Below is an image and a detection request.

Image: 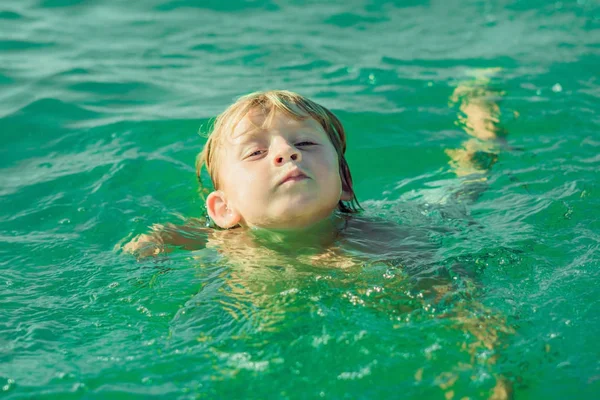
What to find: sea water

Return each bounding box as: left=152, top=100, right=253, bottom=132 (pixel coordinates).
left=1, top=0, right=599, bottom=398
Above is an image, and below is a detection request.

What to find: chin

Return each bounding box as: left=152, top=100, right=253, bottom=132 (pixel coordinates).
left=254, top=193, right=337, bottom=228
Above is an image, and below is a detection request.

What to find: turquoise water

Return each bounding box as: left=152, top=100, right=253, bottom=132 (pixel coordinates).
left=2, top=0, right=599, bottom=398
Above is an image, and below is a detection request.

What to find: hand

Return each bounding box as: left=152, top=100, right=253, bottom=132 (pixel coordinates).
left=123, top=232, right=164, bottom=258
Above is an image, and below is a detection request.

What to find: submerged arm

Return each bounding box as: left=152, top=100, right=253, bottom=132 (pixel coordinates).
left=123, top=219, right=209, bottom=258
left=446, top=68, right=507, bottom=179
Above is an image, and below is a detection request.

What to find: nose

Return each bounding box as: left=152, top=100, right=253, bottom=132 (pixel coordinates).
left=273, top=140, right=301, bottom=166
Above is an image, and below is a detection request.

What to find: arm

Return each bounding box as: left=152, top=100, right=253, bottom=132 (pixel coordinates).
left=123, top=219, right=209, bottom=258
left=446, top=68, right=507, bottom=179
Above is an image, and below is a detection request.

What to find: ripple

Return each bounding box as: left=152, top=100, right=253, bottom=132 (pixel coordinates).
left=3, top=97, right=98, bottom=123
left=37, top=0, right=88, bottom=8
left=324, top=12, right=388, bottom=28
left=381, top=55, right=519, bottom=69
left=0, top=40, right=55, bottom=51
left=0, top=140, right=131, bottom=196
left=189, top=43, right=222, bottom=52
left=53, top=67, right=91, bottom=77
left=1, top=0, right=599, bottom=398
left=68, top=80, right=157, bottom=95
left=155, top=0, right=279, bottom=12
left=0, top=10, right=23, bottom=19
left=278, top=59, right=332, bottom=71
left=0, top=71, right=14, bottom=85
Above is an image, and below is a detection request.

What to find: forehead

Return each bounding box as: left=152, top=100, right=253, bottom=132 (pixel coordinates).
left=228, top=108, right=325, bottom=143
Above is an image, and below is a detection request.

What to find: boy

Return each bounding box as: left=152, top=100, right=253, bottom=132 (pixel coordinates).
left=125, top=73, right=503, bottom=260
left=197, top=90, right=359, bottom=230
left=125, top=90, right=366, bottom=258
left=124, top=80, right=513, bottom=399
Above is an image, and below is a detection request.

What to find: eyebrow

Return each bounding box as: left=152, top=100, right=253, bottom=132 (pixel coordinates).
left=232, top=127, right=267, bottom=145
left=231, top=118, right=327, bottom=147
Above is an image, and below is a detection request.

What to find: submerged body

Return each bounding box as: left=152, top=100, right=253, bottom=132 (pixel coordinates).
left=124, top=70, right=513, bottom=399
left=126, top=69, right=505, bottom=259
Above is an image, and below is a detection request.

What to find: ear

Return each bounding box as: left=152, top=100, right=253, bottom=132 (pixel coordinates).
left=206, top=191, right=241, bottom=229
left=340, top=189, right=354, bottom=202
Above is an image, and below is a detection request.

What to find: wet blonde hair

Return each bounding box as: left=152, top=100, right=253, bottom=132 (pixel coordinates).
left=196, top=90, right=360, bottom=213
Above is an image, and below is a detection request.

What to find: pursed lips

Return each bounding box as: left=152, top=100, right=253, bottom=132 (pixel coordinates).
left=278, top=168, right=309, bottom=185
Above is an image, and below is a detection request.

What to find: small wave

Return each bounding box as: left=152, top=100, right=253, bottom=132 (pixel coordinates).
left=0, top=10, right=23, bottom=19
left=324, top=12, right=388, bottom=28
left=0, top=39, right=55, bottom=51
left=53, top=67, right=91, bottom=77
left=37, top=0, right=89, bottom=8
left=155, top=0, right=279, bottom=12
left=389, top=55, right=516, bottom=68
left=278, top=60, right=332, bottom=72
left=0, top=71, right=14, bottom=85
left=68, top=80, right=156, bottom=95
left=2, top=97, right=99, bottom=126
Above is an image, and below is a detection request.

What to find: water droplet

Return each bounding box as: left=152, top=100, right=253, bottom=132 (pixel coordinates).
left=73, top=382, right=86, bottom=391
left=557, top=361, right=571, bottom=368
left=2, top=379, right=15, bottom=391
left=59, top=218, right=71, bottom=225
left=368, top=73, right=376, bottom=84
left=552, top=83, right=563, bottom=93
left=137, top=305, right=152, bottom=317
left=485, top=14, right=497, bottom=24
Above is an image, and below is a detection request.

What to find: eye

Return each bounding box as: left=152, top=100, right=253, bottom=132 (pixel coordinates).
left=296, top=141, right=317, bottom=147
left=245, top=149, right=265, bottom=159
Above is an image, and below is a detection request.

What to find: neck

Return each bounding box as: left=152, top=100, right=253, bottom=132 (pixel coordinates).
left=247, top=213, right=347, bottom=250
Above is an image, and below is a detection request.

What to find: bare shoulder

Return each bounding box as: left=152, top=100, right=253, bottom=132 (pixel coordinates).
left=341, top=214, right=437, bottom=262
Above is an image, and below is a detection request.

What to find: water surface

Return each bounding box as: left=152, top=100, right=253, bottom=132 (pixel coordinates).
left=1, top=0, right=599, bottom=398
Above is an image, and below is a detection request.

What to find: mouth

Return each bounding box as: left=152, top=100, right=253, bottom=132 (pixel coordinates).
left=278, top=168, right=309, bottom=185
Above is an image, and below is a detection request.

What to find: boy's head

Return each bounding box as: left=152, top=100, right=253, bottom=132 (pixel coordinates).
left=196, top=90, right=360, bottom=230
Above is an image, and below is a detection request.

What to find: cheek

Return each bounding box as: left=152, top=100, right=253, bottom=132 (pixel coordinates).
left=225, top=165, right=267, bottom=201
left=319, top=151, right=342, bottom=183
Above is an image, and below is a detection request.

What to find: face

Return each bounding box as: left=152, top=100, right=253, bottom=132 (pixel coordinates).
left=210, top=109, right=348, bottom=230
